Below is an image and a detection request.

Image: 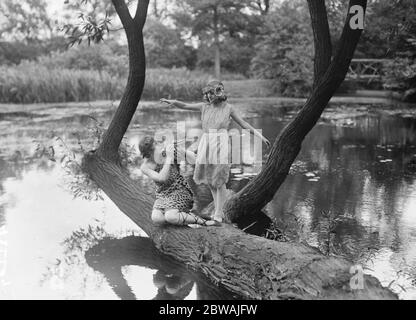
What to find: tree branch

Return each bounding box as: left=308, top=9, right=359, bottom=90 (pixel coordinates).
left=224, top=0, right=367, bottom=222
left=134, top=0, right=150, bottom=29
left=111, top=0, right=133, bottom=29
left=307, top=0, right=332, bottom=87
left=98, top=0, right=150, bottom=160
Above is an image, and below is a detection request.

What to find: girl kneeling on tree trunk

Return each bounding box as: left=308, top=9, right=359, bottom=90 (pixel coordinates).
left=139, top=136, right=219, bottom=227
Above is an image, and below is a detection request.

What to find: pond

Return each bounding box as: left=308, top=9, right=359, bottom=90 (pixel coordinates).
left=0, top=100, right=416, bottom=299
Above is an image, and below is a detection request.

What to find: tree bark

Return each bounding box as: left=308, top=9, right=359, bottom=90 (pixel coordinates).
left=223, top=0, right=366, bottom=223
left=97, top=0, right=149, bottom=162
left=307, top=0, right=332, bottom=88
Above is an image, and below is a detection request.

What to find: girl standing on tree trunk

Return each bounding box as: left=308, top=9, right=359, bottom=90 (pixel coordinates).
left=161, top=80, right=270, bottom=222
left=139, top=136, right=219, bottom=227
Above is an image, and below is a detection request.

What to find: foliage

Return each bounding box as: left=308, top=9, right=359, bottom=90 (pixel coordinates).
left=383, top=58, right=416, bottom=101
left=196, top=33, right=257, bottom=76
left=36, top=41, right=129, bottom=77
left=250, top=1, right=314, bottom=97
left=33, top=115, right=141, bottom=201
left=60, top=0, right=117, bottom=46
left=143, top=68, right=209, bottom=101
left=2, top=0, right=416, bottom=100
left=172, top=0, right=264, bottom=75
left=0, top=0, right=53, bottom=41
left=144, top=19, right=197, bottom=69
left=366, top=0, right=416, bottom=100
left=0, top=38, right=67, bottom=66
left=356, top=0, right=416, bottom=58
left=33, top=126, right=105, bottom=202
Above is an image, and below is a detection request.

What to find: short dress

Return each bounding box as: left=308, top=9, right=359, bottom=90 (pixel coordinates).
left=153, top=161, right=194, bottom=213
left=193, top=102, right=232, bottom=189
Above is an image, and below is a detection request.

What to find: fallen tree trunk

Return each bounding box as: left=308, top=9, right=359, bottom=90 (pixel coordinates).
left=83, top=153, right=397, bottom=300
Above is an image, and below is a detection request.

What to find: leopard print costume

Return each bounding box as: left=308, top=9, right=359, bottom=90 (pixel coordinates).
left=153, top=146, right=194, bottom=213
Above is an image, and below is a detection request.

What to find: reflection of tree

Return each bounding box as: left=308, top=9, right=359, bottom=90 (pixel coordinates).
left=40, top=224, right=111, bottom=298
left=256, top=111, right=416, bottom=267
left=85, top=236, right=239, bottom=300
left=43, top=224, right=238, bottom=300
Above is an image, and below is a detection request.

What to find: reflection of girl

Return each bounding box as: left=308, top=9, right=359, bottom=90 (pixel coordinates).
left=139, top=136, right=218, bottom=226
left=153, top=271, right=193, bottom=300
left=161, top=80, right=270, bottom=222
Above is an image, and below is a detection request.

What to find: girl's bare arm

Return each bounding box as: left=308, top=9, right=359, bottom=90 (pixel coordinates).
left=140, top=157, right=172, bottom=183
left=185, top=149, right=196, bottom=165
left=231, top=108, right=271, bottom=148
left=160, top=98, right=204, bottom=111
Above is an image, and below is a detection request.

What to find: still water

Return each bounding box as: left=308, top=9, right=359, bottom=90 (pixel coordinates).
left=0, top=100, right=416, bottom=299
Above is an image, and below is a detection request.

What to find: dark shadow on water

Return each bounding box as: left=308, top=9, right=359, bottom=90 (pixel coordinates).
left=85, top=236, right=241, bottom=300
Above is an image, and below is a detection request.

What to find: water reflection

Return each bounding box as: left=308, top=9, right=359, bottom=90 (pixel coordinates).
left=0, top=101, right=416, bottom=299
left=84, top=236, right=238, bottom=300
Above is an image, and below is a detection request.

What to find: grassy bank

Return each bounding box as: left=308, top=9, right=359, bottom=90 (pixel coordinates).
left=0, top=64, right=209, bottom=104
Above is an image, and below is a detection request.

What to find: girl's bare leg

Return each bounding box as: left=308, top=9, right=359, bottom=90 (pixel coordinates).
left=151, top=209, right=166, bottom=225
left=208, top=185, right=218, bottom=218
left=214, top=184, right=227, bottom=222
left=165, top=209, right=218, bottom=226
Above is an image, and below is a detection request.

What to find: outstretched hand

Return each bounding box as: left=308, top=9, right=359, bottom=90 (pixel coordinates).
left=160, top=98, right=174, bottom=106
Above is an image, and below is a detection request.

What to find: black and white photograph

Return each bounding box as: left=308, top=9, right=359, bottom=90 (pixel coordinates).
left=0, top=0, right=415, bottom=304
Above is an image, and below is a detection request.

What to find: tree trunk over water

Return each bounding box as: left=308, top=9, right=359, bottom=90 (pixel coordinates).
left=83, top=153, right=397, bottom=300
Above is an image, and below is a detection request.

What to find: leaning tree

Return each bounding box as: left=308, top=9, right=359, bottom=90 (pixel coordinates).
left=76, top=0, right=397, bottom=299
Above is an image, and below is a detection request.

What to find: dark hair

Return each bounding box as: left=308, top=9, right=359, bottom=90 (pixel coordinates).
left=138, top=136, right=155, bottom=159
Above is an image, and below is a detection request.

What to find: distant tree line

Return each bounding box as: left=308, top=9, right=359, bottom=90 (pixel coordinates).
left=0, top=0, right=415, bottom=100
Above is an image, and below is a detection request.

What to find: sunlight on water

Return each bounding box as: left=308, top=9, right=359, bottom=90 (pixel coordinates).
left=121, top=266, right=158, bottom=300
left=0, top=164, right=149, bottom=299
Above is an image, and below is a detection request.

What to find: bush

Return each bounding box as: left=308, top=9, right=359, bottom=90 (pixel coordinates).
left=383, top=58, right=416, bottom=93
left=35, top=42, right=129, bottom=78
left=143, top=68, right=209, bottom=101
left=250, top=1, right=314, bottom=98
